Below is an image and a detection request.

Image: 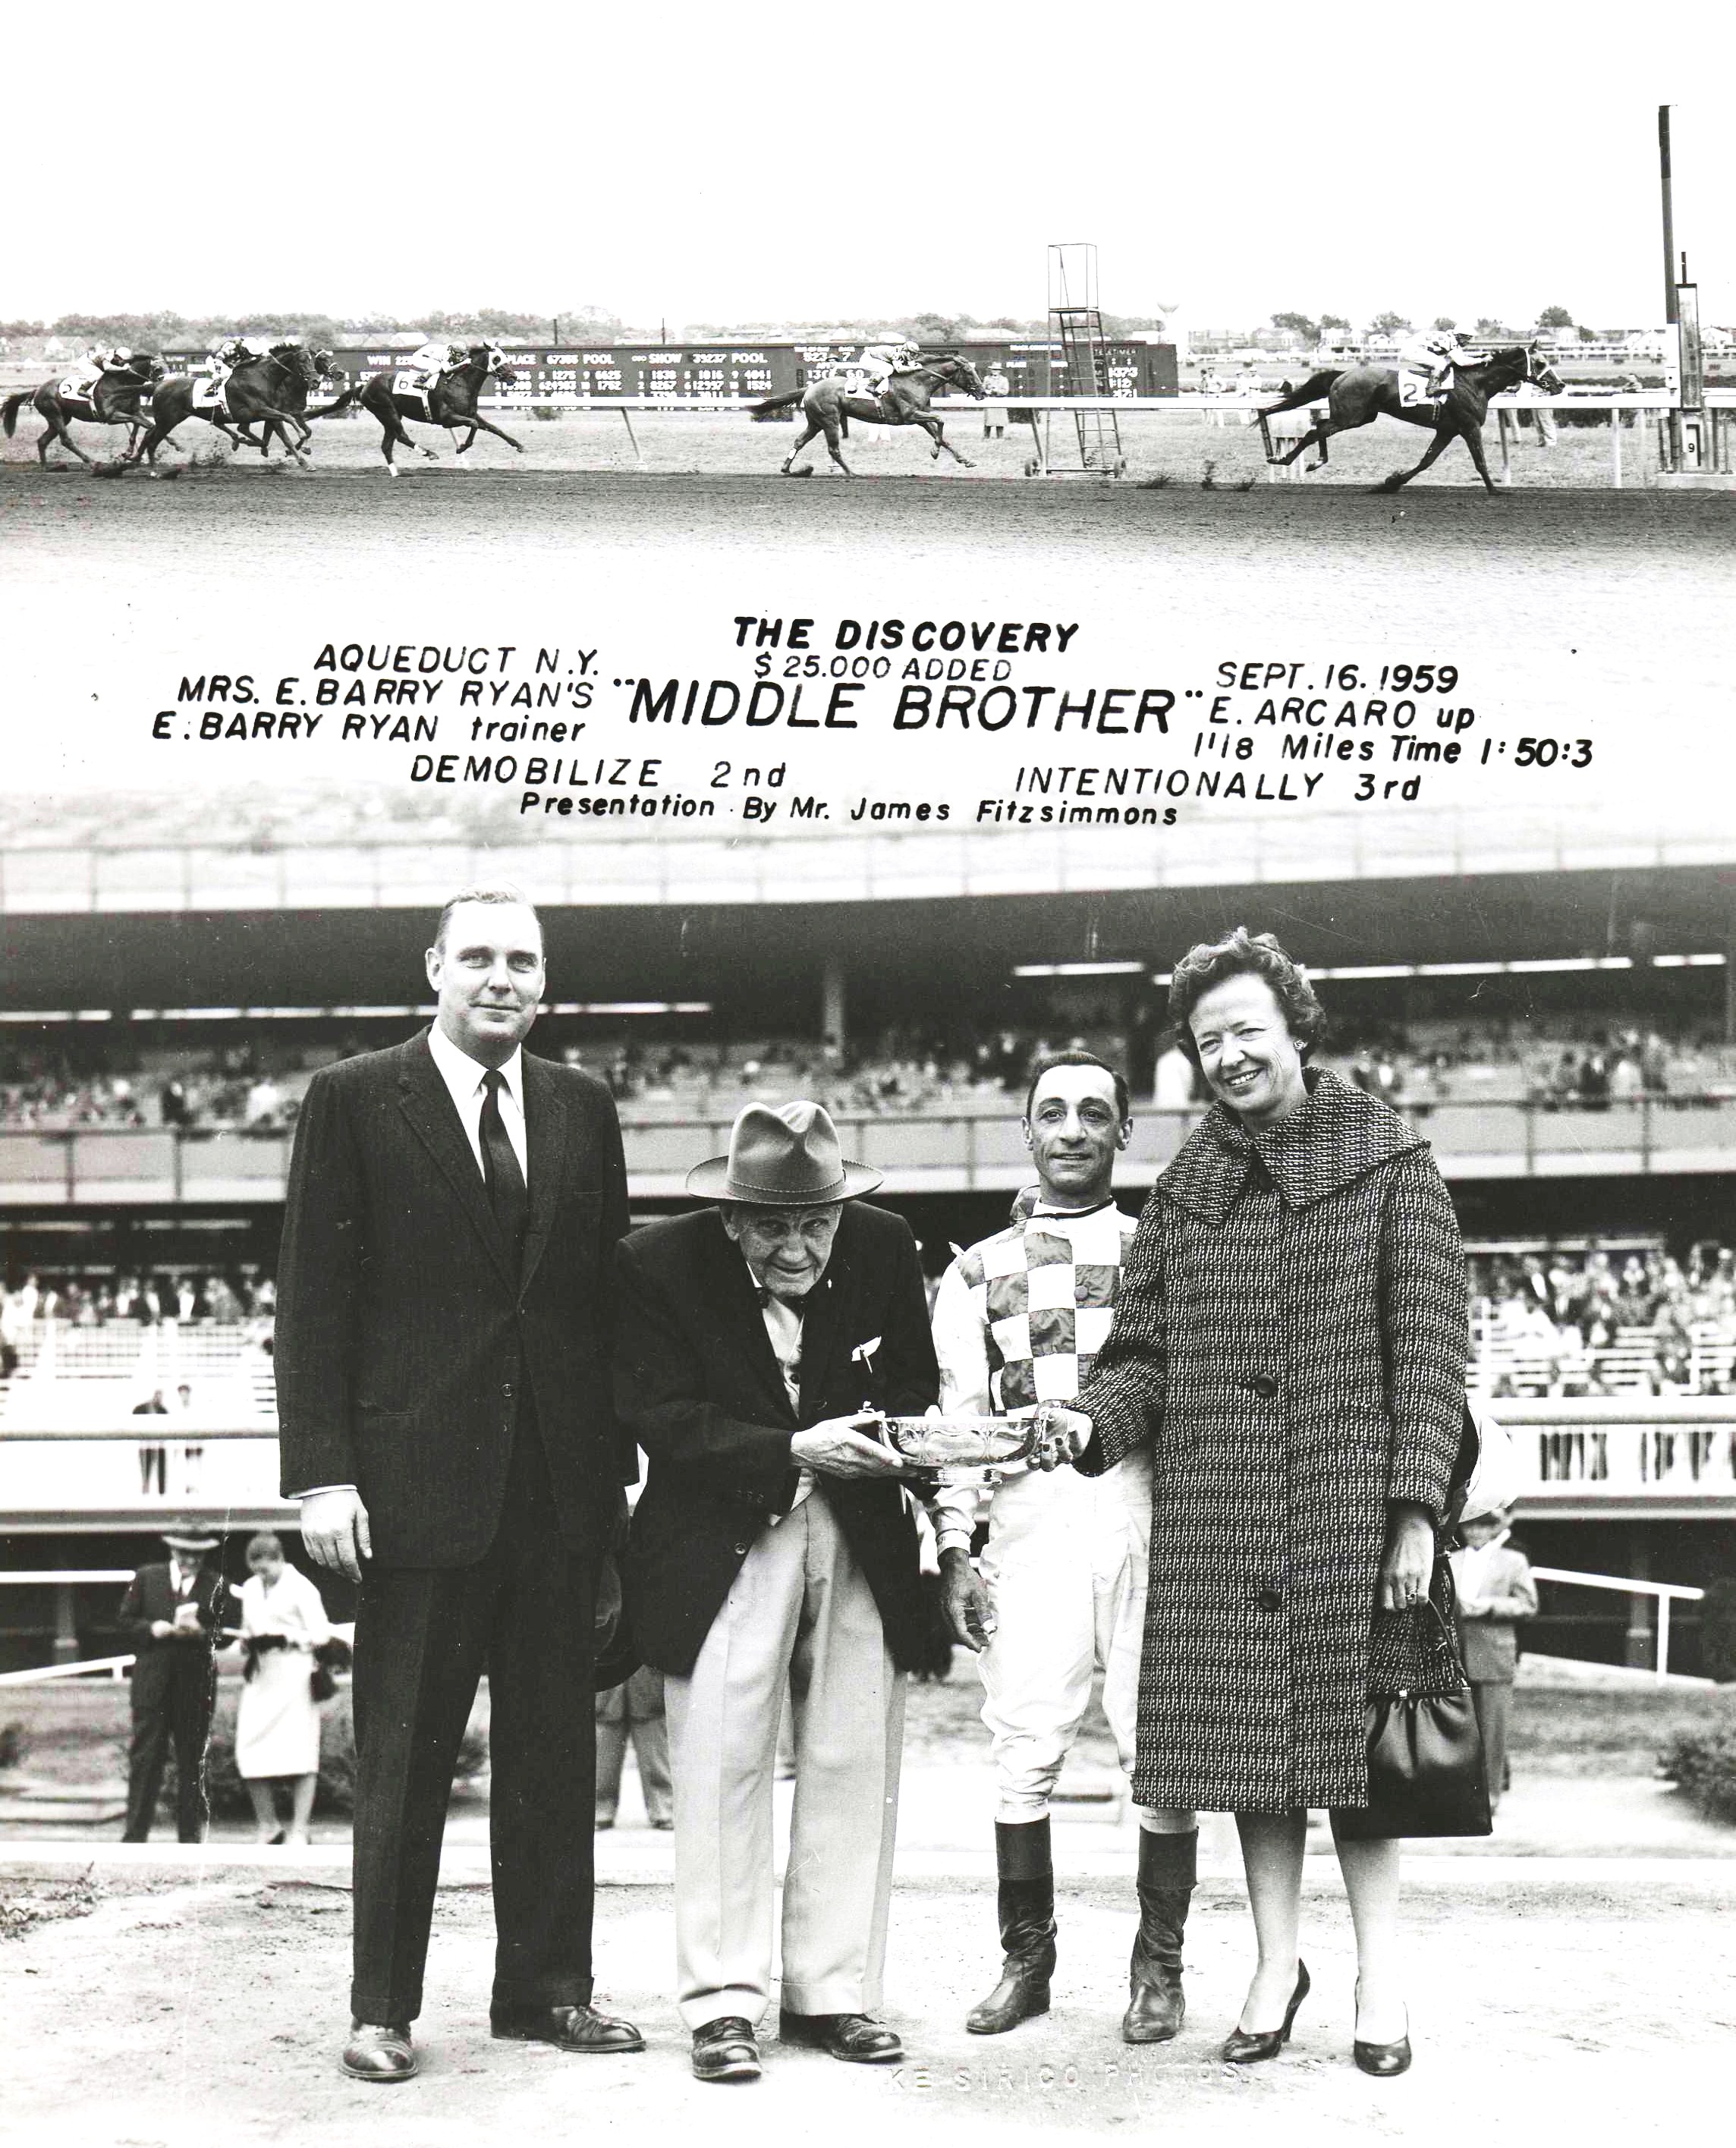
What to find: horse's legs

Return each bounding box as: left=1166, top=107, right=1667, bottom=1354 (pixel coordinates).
left=822, top=412, right=854, bottom=476
left=1277, top=419, right=1344, bottom=472
left=46, top=410, right=93, bottom=467
left=1458, top=420, right=1503, bottom=493
left=1377, top=425, right=1458, bottom=493
left=919, top=415, right=973, bottom=468
left=234, top=404, right=307, bottom=467
left=453, top=425, right=479, bottom=454
left=448, top=410, right=522, bottom=456
left=781, top=418, right=822, bottom=474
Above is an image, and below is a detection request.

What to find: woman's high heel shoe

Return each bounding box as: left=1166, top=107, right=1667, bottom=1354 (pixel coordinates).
left=1220, top=1959, right=1310, bottom=2064
left=1353, top=1985, right=1411, bottom=2077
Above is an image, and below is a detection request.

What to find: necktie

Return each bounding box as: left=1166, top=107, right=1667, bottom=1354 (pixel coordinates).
left=480, top=1069, right=529, bottom=1261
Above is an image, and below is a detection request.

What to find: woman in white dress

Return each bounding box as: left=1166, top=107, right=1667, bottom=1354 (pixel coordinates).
left=234, top=1532, right=332, bottom=1845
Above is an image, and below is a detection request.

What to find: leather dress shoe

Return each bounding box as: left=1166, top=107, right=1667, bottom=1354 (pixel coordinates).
left=692, top=2016, right=762, bottom=2082
left=489, top=2001, right=645, bottom=2053
left=778, top=2010, right=903, bottom=2063
left=1219, top=1959, right=1310, bottom=2065
left=341, top=2019, right=417, bottom=2082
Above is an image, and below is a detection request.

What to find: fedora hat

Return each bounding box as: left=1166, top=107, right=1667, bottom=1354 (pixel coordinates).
left=686, top=1100, right=882, bottom=1206
left=161, top=1520, right=220, bottom=1552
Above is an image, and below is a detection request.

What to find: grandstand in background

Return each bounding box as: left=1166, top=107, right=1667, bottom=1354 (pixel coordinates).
left=2, top=791, right=1734, bottom=1677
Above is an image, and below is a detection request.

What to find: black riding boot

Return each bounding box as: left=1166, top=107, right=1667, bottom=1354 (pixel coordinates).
left=1122, top=1826, right=1197, bottom=2043
left=966, top=1819, right=1056, bottom=2035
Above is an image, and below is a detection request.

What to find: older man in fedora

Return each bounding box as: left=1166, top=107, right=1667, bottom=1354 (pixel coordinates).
left=615, top=1101, right=940, bottom=2083
left=118, top=1521, right=230, bottom=1842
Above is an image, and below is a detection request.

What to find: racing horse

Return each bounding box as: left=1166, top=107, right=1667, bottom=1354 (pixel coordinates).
left=748, top=354, right=986, bottom=476
left=355, top=344, right=524, bottom=473
left=230, top=348, right=354, bottom=457
left=127, top=344, right=325, bottom=467
left=2, top=354, right=164, bottom=466
left=1255, top=345, right=1564, bottom=492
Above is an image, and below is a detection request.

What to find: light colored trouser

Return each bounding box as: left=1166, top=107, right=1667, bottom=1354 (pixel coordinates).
left=977, top=1450, right=1184, bottom=1829
left=595, top=1664, right=673, bottom=1824
left=1470, top=1679, right=1514, bottom=1806
left=664, top=1485, right=904, bottom=2031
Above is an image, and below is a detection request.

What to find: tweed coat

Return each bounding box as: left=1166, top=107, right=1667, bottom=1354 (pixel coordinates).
left=1077, top=1068, right=1467, bottom=1813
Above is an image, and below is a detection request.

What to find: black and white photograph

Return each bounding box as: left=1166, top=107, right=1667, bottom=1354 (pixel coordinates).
left=2, top=9, right=1734, bottom=2144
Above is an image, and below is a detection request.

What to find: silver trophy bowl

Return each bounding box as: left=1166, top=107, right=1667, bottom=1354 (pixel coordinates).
left=874, top=1414, right=1036, bottom=1486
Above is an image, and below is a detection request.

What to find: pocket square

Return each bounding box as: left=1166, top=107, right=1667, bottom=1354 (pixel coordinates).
left=851, top=1338, right=882, bottom=1363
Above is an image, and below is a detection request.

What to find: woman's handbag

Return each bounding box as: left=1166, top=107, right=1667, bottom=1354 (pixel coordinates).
left=1337, top=1583, right=1492, bottom=1841
left=309, top=1634, right=349, bottom=1703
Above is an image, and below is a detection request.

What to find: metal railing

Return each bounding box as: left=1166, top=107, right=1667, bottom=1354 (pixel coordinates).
left=1526, top=1568, right=1705, bottom=1681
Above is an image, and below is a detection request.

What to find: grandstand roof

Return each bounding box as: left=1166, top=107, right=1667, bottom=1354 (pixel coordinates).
left=2, top=861, right=1731, bottom=1017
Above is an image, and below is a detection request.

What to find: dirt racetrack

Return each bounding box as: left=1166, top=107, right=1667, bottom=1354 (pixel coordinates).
left=6, top=460, right=1731, bottom=660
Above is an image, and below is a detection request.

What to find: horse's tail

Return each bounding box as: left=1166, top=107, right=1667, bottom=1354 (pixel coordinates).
left=746, top=389, right=805, bottom=417
left=309, top=383, right=359, bottom=419
left=1255, top=370, right=1342, bottom=417
left=2, top=391, right=30, bottom=439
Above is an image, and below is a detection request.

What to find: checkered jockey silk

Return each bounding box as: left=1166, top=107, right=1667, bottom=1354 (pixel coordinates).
left=951, top=1205, right=1138, bottom=1411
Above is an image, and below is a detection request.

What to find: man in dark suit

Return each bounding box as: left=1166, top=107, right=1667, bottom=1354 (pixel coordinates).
left=615, top=1101, right=939, bottom=2084
left=275, top=885, right=643, bottom=2083
left=118, top=1521, right=229, bottom=1843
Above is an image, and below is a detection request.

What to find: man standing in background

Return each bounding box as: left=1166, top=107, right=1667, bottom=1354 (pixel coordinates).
left=931, top=1052, right=1197, bottom=2043
left=118, top=1522, right=228, bottom=1843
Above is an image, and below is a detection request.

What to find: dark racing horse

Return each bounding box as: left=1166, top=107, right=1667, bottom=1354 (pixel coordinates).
left=230, top=348, right=353, bottom=457
left=2, top=354, right=164, bottom=466
left=749, top=354, right=986, bottom=475
left=129, top=344, right=325, bottom=467
left=355, top=344, right=523, bottom=473
left=1256, top=345, right=1564, bottom=492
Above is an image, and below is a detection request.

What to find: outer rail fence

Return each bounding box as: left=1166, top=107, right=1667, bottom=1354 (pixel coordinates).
left=1, top=1409, right=1729, bottom=1669
left=437, top=386, right=1732, bottom=486
left=8, top=1093, right=1736, bottom=1203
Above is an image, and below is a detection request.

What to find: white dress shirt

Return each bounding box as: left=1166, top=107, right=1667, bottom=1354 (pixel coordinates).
left=294, top=1029, right=529, bottom=1502
left=748, top=1256, right=813, bottom=1520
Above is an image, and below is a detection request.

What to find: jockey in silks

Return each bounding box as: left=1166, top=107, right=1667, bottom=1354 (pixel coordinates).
left=405, top=338, right=467, bottom=394
left=74, top=347, right=135, bottom=402
left=209, top=335, right=274, bottom=407
left=856, top=335, right=923, bottom=417
left=1396, top=326, right=1479, bottom=410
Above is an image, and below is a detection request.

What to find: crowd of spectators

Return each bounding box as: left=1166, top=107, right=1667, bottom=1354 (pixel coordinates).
left=0, top=1267, right=276, bottom=1351
left=2, top=1013, right=1734, bottom=1137
left=587, top=1024, right=1097, bottom=1115
left=0, top=1043, right=307, bottom=1133
left=1470, top=1239, right=1736, bottom=1397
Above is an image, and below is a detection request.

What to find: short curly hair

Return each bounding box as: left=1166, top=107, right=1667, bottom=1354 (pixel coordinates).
left=1165, top=927, right=1328, bottom=1070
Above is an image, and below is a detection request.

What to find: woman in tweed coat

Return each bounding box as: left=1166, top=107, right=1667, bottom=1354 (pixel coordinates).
left=1042, top=929, right=1467, bottom=2078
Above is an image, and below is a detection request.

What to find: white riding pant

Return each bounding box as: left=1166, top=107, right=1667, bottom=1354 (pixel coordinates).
left=974, top=1449, right=1183, bottom=1827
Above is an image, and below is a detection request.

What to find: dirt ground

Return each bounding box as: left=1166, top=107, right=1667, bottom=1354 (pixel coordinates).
left=1, top=1857, right=1730, bottom=2148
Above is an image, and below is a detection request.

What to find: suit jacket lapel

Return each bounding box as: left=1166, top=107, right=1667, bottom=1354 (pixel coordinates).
left=520, top=1055, right=567, bottom=1297
left=395, top=1033, right=514, bottom=1287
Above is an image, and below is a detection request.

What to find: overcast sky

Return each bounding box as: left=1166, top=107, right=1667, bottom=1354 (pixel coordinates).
left=14, top=6, right=1733, bottom=333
